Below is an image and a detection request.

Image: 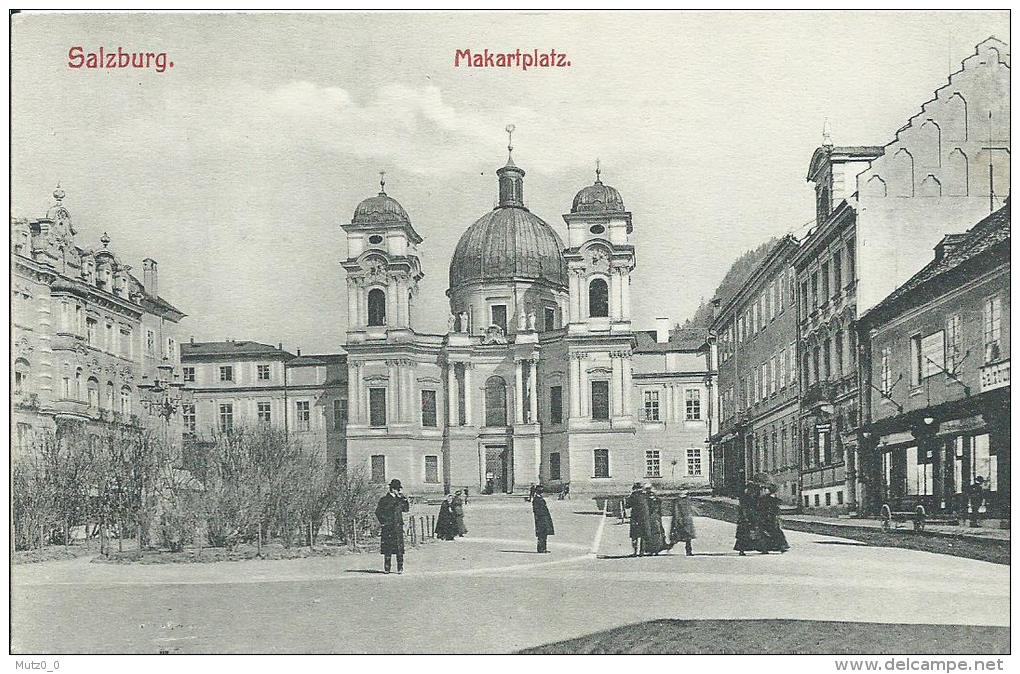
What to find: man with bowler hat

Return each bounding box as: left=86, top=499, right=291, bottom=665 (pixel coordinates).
left=375, top=478, right=410, bottom=573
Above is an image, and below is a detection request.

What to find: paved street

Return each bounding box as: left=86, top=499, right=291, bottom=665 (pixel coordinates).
left=11, top=498, right=1009, bottom=654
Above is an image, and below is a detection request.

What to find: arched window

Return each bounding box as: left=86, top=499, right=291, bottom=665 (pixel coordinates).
left=485, top=376, right=507, bottom=427
left=367, top=288, right=387, bottom=327
left=120, top=385, right=132, bottom=415
left=13, top=358, right=30, bottom=395
left=588, top=278, right=609, bottom=318
left=87, top=377, right=99, bottom=408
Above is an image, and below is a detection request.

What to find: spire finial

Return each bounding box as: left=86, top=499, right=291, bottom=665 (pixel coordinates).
left=595, top=158, right=602, bottom=184
left=53, top=182, right=65, bottom=203
left=100, top=232, right=110, bottom=249
left=379, top=170, right=386, bottom=195
left=822, top=118, right=833, bottom=147
left=505, top=123, right=515, bottom=159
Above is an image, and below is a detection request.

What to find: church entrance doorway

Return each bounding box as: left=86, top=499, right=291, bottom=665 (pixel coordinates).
left=485, top=445, right=511, bottom=493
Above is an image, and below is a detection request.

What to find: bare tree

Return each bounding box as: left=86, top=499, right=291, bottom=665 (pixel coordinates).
left=333, top=465, right=382, bottom=549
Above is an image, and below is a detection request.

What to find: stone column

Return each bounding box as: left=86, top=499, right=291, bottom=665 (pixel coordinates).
left=347, top=282, right=359, bottom=329
left=463, top=363, right=473, bottom=426
left=621, top=354, right=633, bottom=415
left=403, top=362, right=415, bottom=423
left=580, top=358, right=590, bottom=418
left=514, top=359, right=525, bottom=425
left=610, top=353, right=622, bottom=416
left=348, top=362, right=360, bottom=424
left=387, top=360, right=398, bottom=423
left=569, top=355, right=582, bottom=419
left=609, top=272, right=621, bottom=321
left=447, top=363, right=457, bottom=426
left=621, top=272, right=632, bottom=322
left=528, top=359, right=538, bottom=423
left=568, top=272, right=580, bottom=323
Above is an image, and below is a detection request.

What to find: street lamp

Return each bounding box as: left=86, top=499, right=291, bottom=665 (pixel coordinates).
left=139, top=359, right=190, bottom=422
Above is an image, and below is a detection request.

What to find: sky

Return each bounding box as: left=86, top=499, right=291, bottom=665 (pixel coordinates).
left=10, top=11, right=1009, bottom=354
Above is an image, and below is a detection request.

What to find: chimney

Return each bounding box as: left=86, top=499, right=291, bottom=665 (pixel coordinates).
left=934, top=233, right=968, bottom=262
left=278, top=342, right=283, bottom=351
left=655, top=317, right=670, bottom=344
left=297, top=348, right=302, bottom=356
left=189, top=335, right=194, bottom=344
left=142, top=258, right=158, bottom=297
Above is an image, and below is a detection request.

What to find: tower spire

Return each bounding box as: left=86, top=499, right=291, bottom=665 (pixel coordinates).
left=505, top=123, right=515, bottom=162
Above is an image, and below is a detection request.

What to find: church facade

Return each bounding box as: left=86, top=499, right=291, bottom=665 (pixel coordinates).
left=341, top=146, right=715, bottom=495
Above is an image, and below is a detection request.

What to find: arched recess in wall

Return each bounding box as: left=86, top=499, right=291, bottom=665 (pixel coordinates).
left=890, top=148, right=915, bottom=197
left=946, top=148, right=969, bottom=196
left=943, top=92, right=968, bottom=141
left=918, top=120, right=941, bottom=167
left=484, top=376, right=507, bottom=427
left=588, top=277, right=609, bottom=318
left=367, top=288, right=387, bottom=326
left=919, top=174, right=942, bottom=198
left=863, top=175, right=887, bottom=197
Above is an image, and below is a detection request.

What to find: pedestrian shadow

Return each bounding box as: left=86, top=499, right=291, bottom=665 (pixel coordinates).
left=345, top=569, right=389, bottom=574
left=498, top=549, right=543, bottom=554
left=814, top=540, right=870, bottom=547
left=572, top=511, right=606, bottom=516
left=596, top=553, right=639, bottom=559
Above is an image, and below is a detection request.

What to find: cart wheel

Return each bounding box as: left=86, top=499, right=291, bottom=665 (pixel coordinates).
left=913, top=505, right=926, bottom=532
left=881, top=504, right=891, bottom=531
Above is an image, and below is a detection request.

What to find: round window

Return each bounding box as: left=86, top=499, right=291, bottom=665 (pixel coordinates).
left=589, top=224, right=606, bottom=235
left=368, top=234, right=384, bottom=245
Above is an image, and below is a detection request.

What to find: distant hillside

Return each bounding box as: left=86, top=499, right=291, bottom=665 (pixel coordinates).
left=680, top=237, right=778, bottom=330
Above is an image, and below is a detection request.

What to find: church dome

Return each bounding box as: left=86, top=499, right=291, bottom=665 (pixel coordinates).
left=571, top=179, right=625, bottom=214
left=352, top=192, right=410, bottom=226
left=449, top=206, right=568, bottom=290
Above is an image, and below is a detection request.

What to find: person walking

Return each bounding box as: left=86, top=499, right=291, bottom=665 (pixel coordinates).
left=375, top=479, right=410, bottom=574
left=644, top=484, right=668, bottom=556
left=734, top=482, right=761, bottom=556
left=626, top=482, right=649, bottom=556
left=668, top=491, right=696, bottom=556
left=452, top=490, right=468, bottom=537
left=967, top=476, right=986, bottom=527
left=532, top=485, right=555, bottom=553
left=756, top=484, right=789, bottom=554
left=435, top=493, right=458, bottom=541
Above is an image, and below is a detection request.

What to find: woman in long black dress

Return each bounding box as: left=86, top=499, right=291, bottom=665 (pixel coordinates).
left=733, top=482, right=760, bottom=555
left=756, top=484, right=790, bottom=553
left=643, top=485, right=668, bottom=556
left=435, top=494, right=458, bottom=541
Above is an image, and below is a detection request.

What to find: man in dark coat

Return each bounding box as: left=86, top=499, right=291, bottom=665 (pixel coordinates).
left=435, top=493, right=458, bottom=541
left=668, top=492, right=697, bottom=556
left=626, top=482, right=649, bottom=556
left=532, top=485, right=555, bottom=553
left=452, top=490, right=468, bottom=536
left=375, top=479, right=410, bottom=573
left=967, top=476, right=986, bottom=527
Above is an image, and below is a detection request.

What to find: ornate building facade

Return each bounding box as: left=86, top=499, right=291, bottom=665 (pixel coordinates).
left=11, top=187, right=187, bottom=451
left=341, top=148, right=715, bottom=495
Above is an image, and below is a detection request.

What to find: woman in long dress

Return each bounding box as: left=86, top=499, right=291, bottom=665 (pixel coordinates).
left=734, top=483, right=760, bottom=555
left=669, top=492, right=697, bottom=556
left=643, top=485, right=668, bottom=555
left=435, top=494, right=458, bottom=541
left=756, top=485, right=790, bottom=553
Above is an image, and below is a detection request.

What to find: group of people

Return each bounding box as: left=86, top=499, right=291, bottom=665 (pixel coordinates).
left=626, top=482, right=697, bottom=556
left=733, top=478, right=789, bottom=555
left=374, top=476, right=790, bottom=573
left=435, top=490, right=469, bottom=541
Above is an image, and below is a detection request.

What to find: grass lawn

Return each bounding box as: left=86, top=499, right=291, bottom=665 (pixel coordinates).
left=519, top=619, right=1010, bottom=654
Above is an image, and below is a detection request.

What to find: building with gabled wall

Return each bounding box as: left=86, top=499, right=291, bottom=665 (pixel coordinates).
left=11, top=186, right=187, bottom=452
